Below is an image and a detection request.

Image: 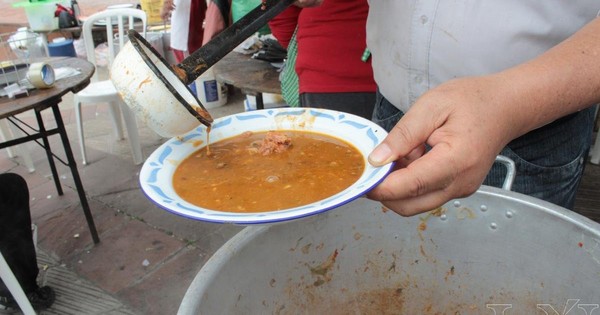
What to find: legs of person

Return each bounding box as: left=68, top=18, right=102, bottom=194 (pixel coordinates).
left=484, top=106, right=596, bottom=210
left=172, top=49, right=186, bottom=63
left=299, top=92, right=376, bottom=120
left=0, top=173, right=39, bottom=298
left=0, top=173, right=55, bottom=312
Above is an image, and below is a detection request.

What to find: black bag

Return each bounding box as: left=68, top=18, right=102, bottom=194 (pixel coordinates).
left=55, top=4, right=78, bottom=28
left=58, top=11, right=78, bottom=28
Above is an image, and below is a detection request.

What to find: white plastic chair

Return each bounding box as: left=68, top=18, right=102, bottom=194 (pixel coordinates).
left=0, top=251, right=36, bottom=315
left=0, top=119, right=35, bottom=173
left=74, top=8, right=147, bottom=165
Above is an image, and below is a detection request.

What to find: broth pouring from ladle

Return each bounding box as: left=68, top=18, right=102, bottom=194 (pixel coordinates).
left=111, top=0, right=295, bottom=137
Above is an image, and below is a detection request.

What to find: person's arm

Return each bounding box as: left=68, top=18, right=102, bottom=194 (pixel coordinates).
left=160, top=0, right=175, bottom=21
left=367, top=17, right=600, bottom=216
left=268, top=6, right=301, bottom=48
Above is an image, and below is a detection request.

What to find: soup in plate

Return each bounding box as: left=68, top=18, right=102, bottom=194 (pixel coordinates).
left=172, top=130, right=365, bottom=212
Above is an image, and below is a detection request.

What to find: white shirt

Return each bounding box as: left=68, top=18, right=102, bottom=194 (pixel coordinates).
left=170, top=0, right=191, bottom=51
left=366, top=1, right=600, bottom=113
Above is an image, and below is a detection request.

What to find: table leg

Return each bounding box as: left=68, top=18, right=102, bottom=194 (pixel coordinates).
left=34, top=109, right=63, bottom=196
left=50, top=104, right=100, bottom=244
left=256, top=93, right=265, bottom=110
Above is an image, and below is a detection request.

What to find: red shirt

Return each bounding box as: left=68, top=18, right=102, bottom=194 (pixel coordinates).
left=269, top=1, right=376, bottom=94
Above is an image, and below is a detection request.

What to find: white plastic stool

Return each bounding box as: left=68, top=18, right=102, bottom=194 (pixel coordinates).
left=74, top=8, right=146, bottom=165
left=0, top=251, right=36, bottom=315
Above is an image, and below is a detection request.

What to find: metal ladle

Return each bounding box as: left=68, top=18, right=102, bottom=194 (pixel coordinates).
left=113, top=0, right=295, bottom=133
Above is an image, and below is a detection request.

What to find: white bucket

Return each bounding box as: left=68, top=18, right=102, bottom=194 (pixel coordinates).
left=243, top=93, right=287, bottom=111
left=14, top=1, right=69, bottom=31
left=195, top=68, right=227, bottom=109
left=26, top=2, right=59, bottom=31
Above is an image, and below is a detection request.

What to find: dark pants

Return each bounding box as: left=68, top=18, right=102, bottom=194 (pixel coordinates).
left=372, top=91, right=596, bottom=210
left=0, top=173, right=39, bottom=297
left=299, top=92, right=376, bottom=120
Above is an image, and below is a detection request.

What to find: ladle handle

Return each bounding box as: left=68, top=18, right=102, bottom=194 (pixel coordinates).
left=174, top=0, right=296, bottom=85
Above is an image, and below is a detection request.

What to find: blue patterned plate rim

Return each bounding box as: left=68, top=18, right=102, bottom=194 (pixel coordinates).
left=139, top=108, right=393, bottom=225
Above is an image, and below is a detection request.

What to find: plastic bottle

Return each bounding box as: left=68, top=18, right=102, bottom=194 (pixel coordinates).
left=195, top=67, right=228, bottom=108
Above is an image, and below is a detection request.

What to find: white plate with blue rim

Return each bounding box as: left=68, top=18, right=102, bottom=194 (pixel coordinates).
left=139, top=108, right=393, bottom=225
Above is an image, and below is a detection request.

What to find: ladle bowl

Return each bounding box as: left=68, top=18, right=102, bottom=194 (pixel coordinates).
left=111, top=0, right=295, bottom=137
left=111, top=35, right=210, bottom=138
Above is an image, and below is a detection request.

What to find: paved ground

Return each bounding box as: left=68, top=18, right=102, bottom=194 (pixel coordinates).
left=0, top=2, right=256, bottom=314
left=1, top=62, right=248, bottom=314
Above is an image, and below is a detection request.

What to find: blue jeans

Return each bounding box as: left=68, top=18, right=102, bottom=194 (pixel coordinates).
left=300, top=92, right=376, bottom=120
left=372, top=91, right=596, bottom=210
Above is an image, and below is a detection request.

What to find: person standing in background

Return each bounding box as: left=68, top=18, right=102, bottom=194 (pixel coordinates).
left=0, top=173, right=55, bottom=312
left=160, top=0, right=207, bottom=62
left=161, top=0, right=207, bottom=95
left=268, top=0, right=376, bottom=120
left=202, top=0, right=231, bottom=45
left=295, top=0, right=600, bottom=217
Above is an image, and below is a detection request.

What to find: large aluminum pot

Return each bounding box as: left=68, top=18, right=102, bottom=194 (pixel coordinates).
left=178, top=184, right=600, bottom=314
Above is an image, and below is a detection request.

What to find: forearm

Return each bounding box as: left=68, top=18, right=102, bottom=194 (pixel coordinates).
left=161, top=0, right=174, bottom=20
left=494, top=17, right=600, bottom=140
left=268, top=6, right=301, bottom=48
